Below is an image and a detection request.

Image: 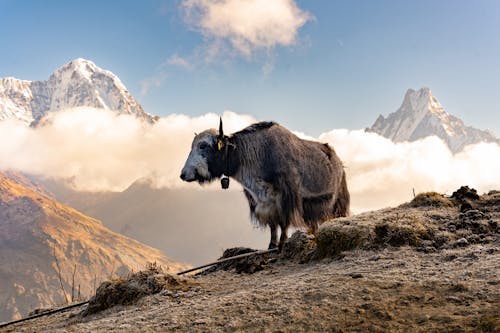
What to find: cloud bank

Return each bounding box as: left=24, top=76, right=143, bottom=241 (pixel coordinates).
left=181, top=0, right=312, bottom=57
left=0, top=108, right=255, bottom=192
left=320, top=130, right=500, bottom=212
left=1, top=108, right=499, bottom=212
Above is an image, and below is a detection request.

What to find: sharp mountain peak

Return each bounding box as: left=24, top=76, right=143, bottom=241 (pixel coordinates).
left=368, top=87, right=498, bottom=153
left=0, top=58, right=155, bottom=126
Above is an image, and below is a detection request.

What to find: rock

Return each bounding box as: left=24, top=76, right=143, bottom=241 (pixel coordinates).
left=416, top=315, right=430, bottom=323
left=161, top=290, right=173, bottom=297
left=453, top=238, right=469, bottom=247
left=451, top=186, right=480, bottom=201
left=460, top=201, right=474, bottom=212
left=373, top=309, right=394, bottom=321
left=459, top=210, right=487, bottom=221
left=445, top=296, right=463, bottom=304
left=360, top=303, right=373, bottom=310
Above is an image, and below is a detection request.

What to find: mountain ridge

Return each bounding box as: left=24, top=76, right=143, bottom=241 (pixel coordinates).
left=368, top=87, right=499, bottom=153
left=0, top=58, right=156, bottom=126
left=0, top=172, right=188, bottom=322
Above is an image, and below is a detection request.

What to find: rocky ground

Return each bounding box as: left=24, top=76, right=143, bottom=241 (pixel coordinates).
left=2, top=188, right=499, bottom=333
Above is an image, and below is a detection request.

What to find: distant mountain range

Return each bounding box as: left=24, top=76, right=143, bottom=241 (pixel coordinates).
left=1, top=59, right=496, bottom=151
left=0, top=172, right=188, bottom=322
left=40, top=177, right=268, bottom=267
left=368, top=87, right=499, bottom=153
left=0, top=58, right=156, bottom=126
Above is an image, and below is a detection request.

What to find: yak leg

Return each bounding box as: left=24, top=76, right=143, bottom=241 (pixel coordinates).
left=310, top=222, right=318, bottom=235
left=278, top=222, right=289, bottom=251
left=268, top=223, right=278, bottom=249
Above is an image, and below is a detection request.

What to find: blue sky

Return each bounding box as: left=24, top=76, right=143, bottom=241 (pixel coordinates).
left=1, top=0, right=499, bottom=136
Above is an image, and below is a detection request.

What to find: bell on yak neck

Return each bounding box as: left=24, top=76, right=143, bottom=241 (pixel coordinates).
left=221, top=176, right=230, bottom=189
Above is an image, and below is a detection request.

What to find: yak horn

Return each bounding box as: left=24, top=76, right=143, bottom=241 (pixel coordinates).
left=218, top=116, right=224, bottom=138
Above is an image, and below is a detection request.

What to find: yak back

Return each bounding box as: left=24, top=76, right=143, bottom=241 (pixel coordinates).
left=232, top=122, right=343, bottom=196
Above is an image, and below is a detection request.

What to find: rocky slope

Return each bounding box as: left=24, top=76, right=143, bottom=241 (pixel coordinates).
left=0, top=58, right=156, bottom=125
left=2, top=189, right=498, bottom=332
left=368, top=88, right=499, bottom=153
left=0, top=172, right=188, bottom=322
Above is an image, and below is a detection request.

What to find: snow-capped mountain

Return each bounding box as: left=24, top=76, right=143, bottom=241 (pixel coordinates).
left=0, top=58, right=156, bottom=125
left=368, top=87, right=499, bottom=153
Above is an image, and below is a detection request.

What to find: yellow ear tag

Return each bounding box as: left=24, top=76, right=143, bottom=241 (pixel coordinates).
left=217, top=140, right=223, bottom=151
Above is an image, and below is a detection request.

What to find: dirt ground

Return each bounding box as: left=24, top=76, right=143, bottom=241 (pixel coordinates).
left=2, top=190, right=499, bottom=333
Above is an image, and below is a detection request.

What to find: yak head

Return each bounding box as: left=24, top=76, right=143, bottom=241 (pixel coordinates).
left=180, top=118, right=226, bottom=184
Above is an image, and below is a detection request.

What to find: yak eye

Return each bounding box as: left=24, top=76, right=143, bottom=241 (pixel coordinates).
left=199, top=142, right=209, bottom=150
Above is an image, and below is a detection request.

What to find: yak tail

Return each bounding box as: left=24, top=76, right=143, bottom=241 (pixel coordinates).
left=333, top=171, right=350, bottom=217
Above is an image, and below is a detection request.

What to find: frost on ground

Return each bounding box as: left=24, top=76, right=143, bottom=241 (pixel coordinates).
left=2, top=189, right=499, bottom=333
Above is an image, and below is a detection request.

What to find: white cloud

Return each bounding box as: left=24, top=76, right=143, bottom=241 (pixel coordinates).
left=139, top=71, right=167, bottom=96
left=0, top=109, right=255, bottom=192
left=320, top=129, right=500, bottom=213
left=181, top=0, right=313, bottom=58
left=139, top=55, right=194, bottom=96
left=167, top=54, right=193, bottom=70
left=1, top=110, right=499, bottom=213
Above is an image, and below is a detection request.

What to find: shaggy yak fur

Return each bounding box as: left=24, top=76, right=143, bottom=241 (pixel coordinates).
left=180, top=119, right=350, bottom=249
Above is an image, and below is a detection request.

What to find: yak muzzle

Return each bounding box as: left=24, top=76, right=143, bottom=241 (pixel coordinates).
left=180, top=169, right=205, bottom=183
left=180, top=171, right=195, bottom=182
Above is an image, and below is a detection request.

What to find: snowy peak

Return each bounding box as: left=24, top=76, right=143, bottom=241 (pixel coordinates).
left=402, top=87, right=441, bottom=108
left=0, top=77, right=35, bottom=124
left=0, top=58, right=155, bottom=125
left=368, top=87, right=498, bottom=153
left=371, top=87, right=444, bottom=142
left=50, top=58, right=129, bottom=95
left=58, top=58, right=102, bottom=78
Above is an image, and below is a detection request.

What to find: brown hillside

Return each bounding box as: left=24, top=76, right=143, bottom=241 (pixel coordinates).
left=0, top=172, right=189, bottom=322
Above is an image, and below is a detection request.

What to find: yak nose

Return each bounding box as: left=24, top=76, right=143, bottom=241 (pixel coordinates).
left=180, top=172, right=186, bottom=181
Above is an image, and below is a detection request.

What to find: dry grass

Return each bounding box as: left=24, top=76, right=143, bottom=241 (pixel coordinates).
left=296, top=188, right=498, bottom=261
left=282, top=231, right=316, bottom=262
left=81, top=263, right=193, bottom=316
left=374, top=215, right=435, bottom=247
left=405, top=192, right=454, bottom=208
left=314, top=222, right=371, bottom=258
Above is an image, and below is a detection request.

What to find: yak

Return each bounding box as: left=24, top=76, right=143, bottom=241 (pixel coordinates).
left=180, top=118, right=350, bottom=250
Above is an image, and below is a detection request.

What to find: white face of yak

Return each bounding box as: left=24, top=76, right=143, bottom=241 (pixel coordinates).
left=180, top=130, right=217, bottom=183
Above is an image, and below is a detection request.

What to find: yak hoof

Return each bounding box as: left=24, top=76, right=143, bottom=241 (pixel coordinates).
left=268, top=242, right=278, bottom=250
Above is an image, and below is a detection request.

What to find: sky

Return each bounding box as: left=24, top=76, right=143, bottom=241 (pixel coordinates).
left=1, top=0, right=499, bottom=137
left=0, top=1, right=499, bottom=264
